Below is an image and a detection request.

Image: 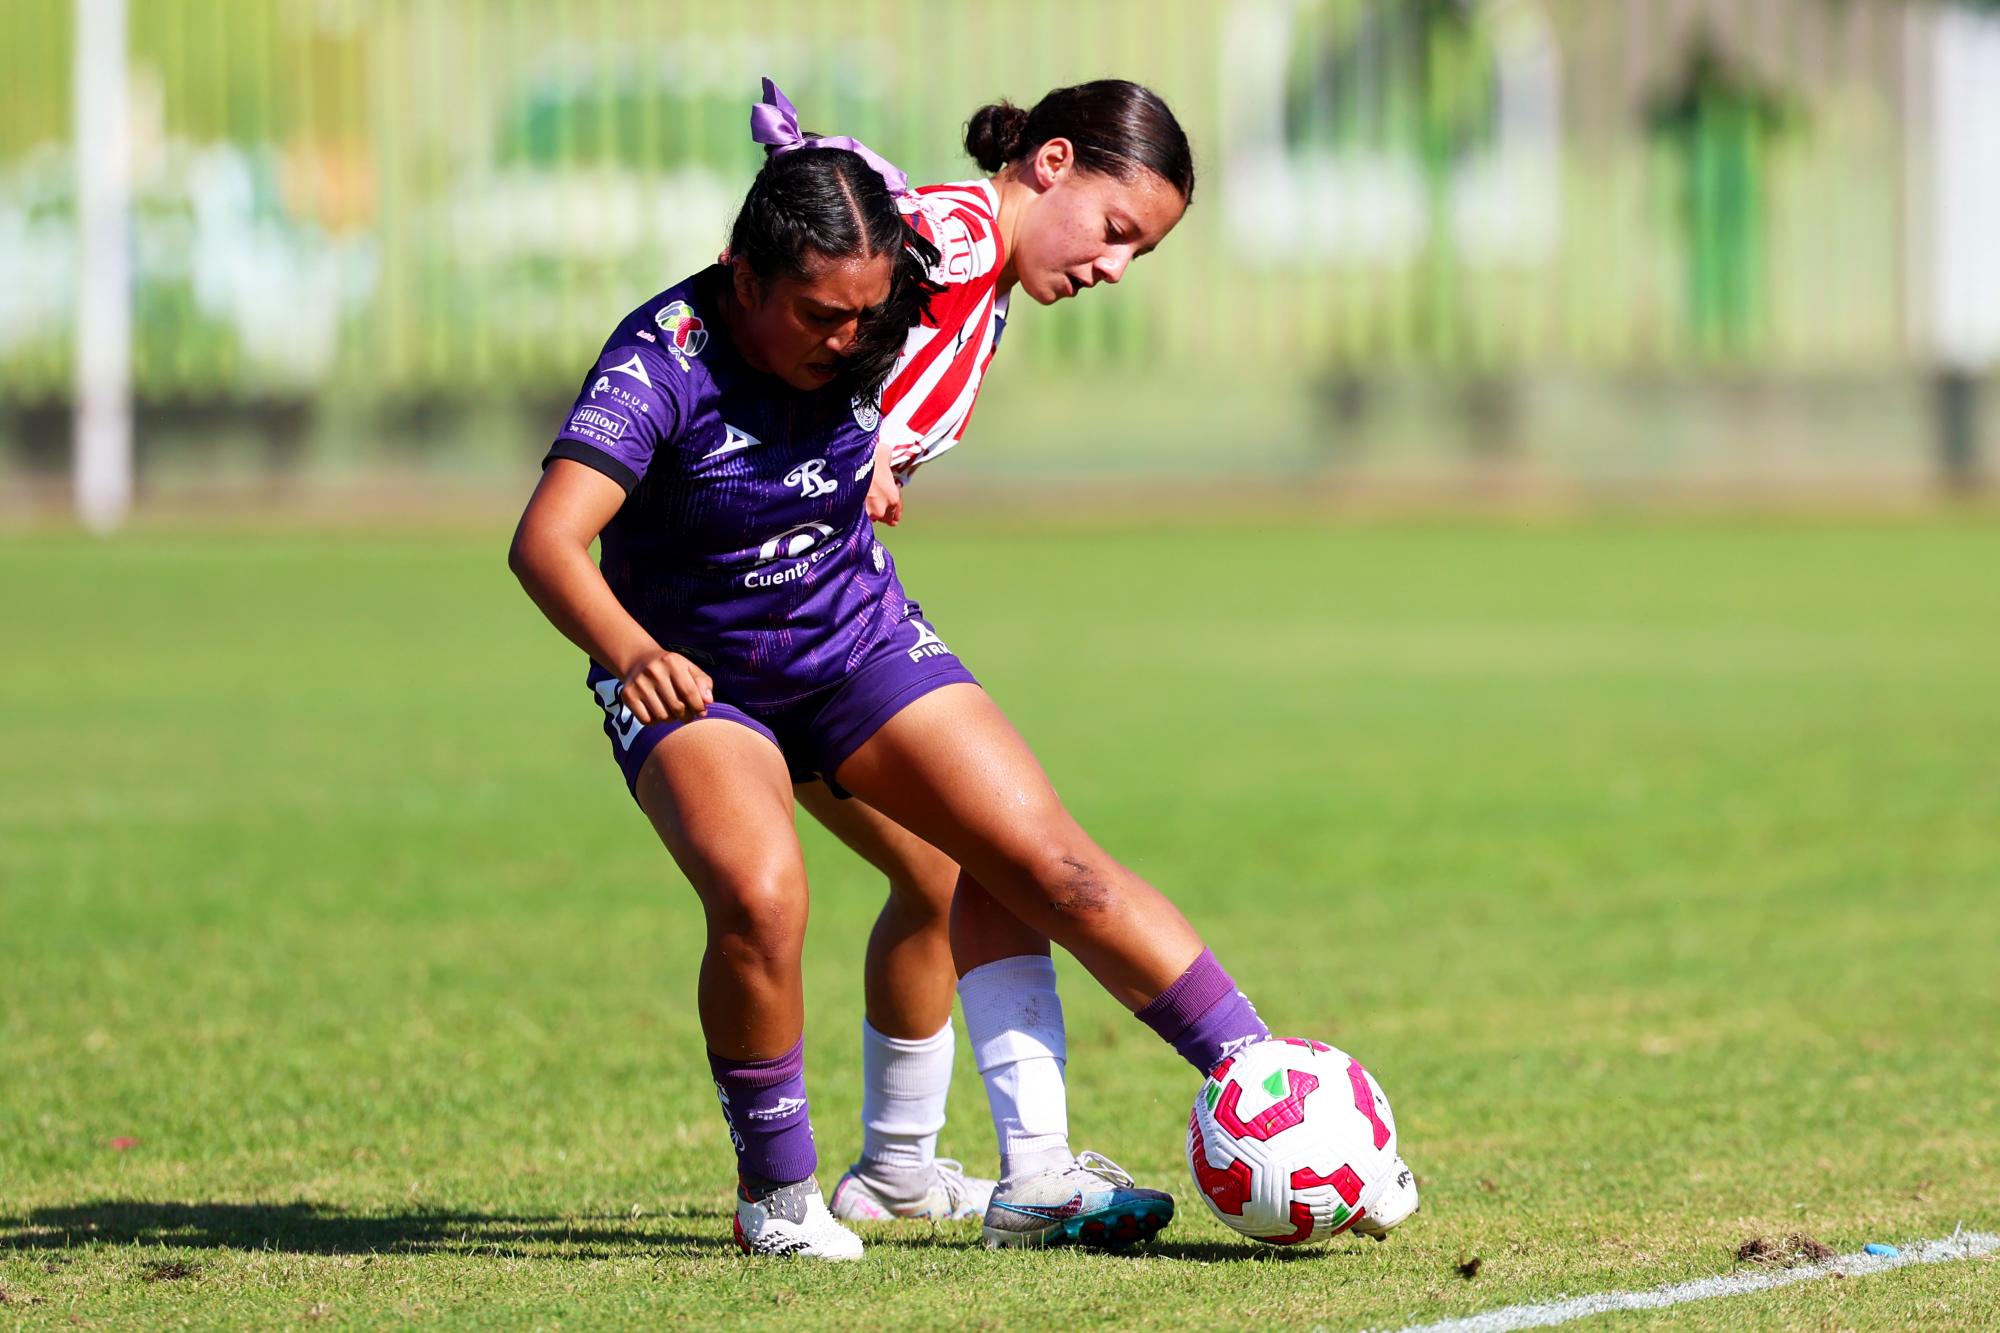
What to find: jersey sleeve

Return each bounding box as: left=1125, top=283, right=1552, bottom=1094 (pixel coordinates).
left=880, top=186, right=1008, bottom=479
left=543, top=343, right=685, bottom=494
left=905, top=188, right=1005, bottom=291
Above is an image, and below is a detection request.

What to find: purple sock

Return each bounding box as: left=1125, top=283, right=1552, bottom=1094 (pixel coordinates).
left=708, top=1038, right=818, bottom=1191
left=1135, top=949, right=1271, bottom=1075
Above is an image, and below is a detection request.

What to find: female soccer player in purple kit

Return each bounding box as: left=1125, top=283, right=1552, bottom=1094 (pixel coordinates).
left=509, top=84, right=1357, bottom=1259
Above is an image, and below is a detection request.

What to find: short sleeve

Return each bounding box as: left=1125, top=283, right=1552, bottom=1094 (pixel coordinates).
left=544, top=343, right=684, bottom=494
left=907, top=188, right=1004, bottom=289
left=880, top=185, right=1007, bottom=481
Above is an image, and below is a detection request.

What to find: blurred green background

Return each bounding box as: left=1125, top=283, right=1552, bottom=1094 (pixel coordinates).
left=5, top=0, right=1999, bottom=510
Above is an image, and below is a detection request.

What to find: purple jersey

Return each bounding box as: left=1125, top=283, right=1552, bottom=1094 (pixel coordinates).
left=544, top=267, right=908, bottom=709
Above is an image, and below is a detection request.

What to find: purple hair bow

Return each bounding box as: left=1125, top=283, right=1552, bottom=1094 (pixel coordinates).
left=750, top=77, right=911, bottom=198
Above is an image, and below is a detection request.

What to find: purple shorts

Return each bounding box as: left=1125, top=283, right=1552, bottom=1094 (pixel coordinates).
left=585, top=603, right=977, bottom=801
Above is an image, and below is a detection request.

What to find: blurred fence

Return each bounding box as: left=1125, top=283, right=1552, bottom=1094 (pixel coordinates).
left=3, top=0, right=1998, bottom=491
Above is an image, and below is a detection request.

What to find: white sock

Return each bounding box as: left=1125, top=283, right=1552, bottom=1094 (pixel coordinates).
left=857, top=1018, right=954, bottom=1194
left=957, top=954, right=1073, bottom=1182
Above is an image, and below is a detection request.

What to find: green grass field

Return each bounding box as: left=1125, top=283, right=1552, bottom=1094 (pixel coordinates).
left=3, top=516, right=1997, bottom=1330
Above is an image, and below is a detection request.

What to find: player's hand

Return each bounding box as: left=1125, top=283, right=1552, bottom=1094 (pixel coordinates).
left=616, top=649, right=713, bottom=724
left=866, top=447, right=902, bottom=526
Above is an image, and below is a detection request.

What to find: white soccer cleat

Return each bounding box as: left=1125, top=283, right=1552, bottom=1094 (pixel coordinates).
left=731, top=1177, right=865, bottom=1259
left=829, top=1158, right=995, bottom=1222
left=981, top=1151, right=1175, bottom=1250
left=1350, top=1156, right=1420, bottom=1240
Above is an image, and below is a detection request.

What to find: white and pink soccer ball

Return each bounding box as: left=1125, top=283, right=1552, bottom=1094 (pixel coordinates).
left=1186, top=1037, right=1417, bottom=1246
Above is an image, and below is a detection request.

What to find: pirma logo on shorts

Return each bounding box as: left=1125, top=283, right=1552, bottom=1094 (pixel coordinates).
left=906, top=618, right=950, bottom=663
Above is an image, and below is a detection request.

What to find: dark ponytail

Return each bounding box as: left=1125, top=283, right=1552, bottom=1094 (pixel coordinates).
left=963, top=80, right=1194, bottom=202
left=726, top=147, right=943, bottom=395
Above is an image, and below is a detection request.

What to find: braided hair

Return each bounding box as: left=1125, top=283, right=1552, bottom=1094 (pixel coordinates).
left=726, top=147, right=942, bottom=397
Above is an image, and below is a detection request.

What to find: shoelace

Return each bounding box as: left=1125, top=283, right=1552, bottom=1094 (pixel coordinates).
left=798, top=1191, right=858, bottom=1243
left=1072, top=1150, right=1137, bottom=1187
left=933, top=1158, right=974, bottom=1206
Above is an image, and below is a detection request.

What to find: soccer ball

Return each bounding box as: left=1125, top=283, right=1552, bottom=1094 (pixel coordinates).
left=1186, top=1037, right=1412, bottom=1245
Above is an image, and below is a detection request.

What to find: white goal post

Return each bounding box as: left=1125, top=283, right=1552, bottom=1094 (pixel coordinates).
left=73, top=0, right=133, bottom=533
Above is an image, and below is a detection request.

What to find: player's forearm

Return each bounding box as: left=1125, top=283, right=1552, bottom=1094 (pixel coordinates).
left=508, top=530, right=661, bottom=676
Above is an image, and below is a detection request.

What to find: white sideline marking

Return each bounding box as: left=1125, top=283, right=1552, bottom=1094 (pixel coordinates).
left=1374, top=1229, right=1998, bottom=1333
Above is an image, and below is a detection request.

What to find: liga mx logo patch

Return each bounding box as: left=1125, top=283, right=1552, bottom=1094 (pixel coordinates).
left=654, top=300, right=708, bottom=369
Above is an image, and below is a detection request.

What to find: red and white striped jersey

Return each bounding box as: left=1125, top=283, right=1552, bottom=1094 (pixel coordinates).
left=881, top=180, right=1011, bottom=480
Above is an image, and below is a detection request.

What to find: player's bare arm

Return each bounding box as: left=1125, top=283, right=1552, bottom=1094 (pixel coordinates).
left=508, top=459, right=712, bottom=723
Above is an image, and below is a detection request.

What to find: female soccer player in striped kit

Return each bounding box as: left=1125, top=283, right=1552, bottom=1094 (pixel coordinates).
left=811, top=82, right=1237, bottom=1246
left=807, top=80, right=1418, bottom=1248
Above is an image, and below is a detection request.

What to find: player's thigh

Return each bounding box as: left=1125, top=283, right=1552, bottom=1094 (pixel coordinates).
left=637, top=719, right=806, bottom=930
left=794, top=781, right=959, bottom=902
left=831, top=683, right=1096, bottom=888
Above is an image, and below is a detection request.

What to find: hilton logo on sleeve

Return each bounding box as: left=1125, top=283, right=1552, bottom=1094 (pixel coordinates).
left=566, top=405, right=630, bottom=445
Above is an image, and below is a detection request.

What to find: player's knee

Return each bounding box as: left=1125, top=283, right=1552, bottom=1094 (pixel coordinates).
left=1023, top=843, right=1119, bottom=921
left=882, top=851, right=957, bottom=921
left=700, top=859, right=806, bottom=950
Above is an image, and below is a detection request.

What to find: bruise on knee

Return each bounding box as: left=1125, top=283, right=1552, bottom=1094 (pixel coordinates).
left=1047, top=854, right=1113, bottom=916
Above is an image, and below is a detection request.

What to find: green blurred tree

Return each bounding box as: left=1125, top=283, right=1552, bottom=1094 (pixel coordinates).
left=1282, top=0, right=1499, bottom=360
left=1645, top=34, right=1797, bottom=358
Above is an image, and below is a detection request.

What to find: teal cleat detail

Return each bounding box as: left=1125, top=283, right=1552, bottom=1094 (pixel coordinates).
left=981, top=1151, right=1175, bottom=1250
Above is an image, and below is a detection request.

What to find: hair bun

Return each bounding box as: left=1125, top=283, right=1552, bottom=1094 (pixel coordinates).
left=964, top=101, right=1030, bottom=172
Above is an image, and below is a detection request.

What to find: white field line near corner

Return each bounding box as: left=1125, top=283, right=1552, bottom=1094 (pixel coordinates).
left=1369, top=1229, right=1999, bottom=1333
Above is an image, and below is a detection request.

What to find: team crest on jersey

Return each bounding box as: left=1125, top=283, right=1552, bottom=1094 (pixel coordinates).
left=654, top=301, right=708, bottom=370
left=852, top=391, right=881, bottom=432
left=784, top=458, right=839, bottom=498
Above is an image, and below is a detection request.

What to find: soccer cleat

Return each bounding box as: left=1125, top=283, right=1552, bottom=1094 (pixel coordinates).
left=830, top=1158, right=995, bottom=1222
left=731, top=1177, right=865, bottom=1259
left=981, top=1151, right=1175, bottom=1250
left=1350, top=1156, right=1420, bottom=1241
